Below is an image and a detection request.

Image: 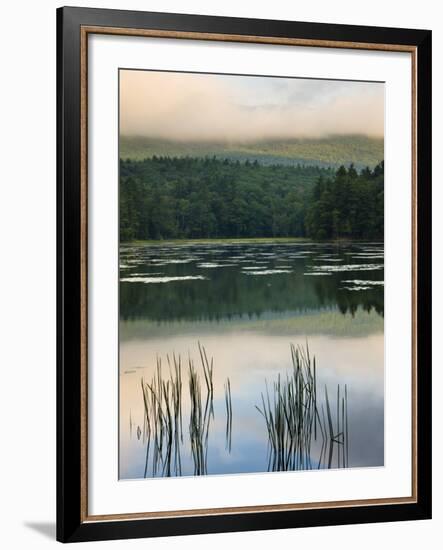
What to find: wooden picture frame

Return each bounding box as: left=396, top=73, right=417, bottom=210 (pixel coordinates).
left=57, top=6, right=431, bottom=543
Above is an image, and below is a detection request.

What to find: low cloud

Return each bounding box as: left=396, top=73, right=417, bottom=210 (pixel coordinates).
left=120, top=70, right=384, bottom=141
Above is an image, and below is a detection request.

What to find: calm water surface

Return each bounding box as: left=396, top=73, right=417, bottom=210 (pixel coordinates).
left=119, top=241, right=384, bottom=479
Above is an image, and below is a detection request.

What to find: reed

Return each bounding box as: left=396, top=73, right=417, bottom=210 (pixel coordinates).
left=256, top=344, right=349, bottom=471
left=224, top=377, right=233, bottom=452
left=189, top=343, right=214, bottom=475
left=140, top=344, right=215, bottom=477
left=140, top=354, right=184, bottom=477
left=137, top=341, right=349, bottom=478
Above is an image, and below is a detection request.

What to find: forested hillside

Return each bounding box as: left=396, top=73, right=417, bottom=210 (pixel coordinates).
left=120, top=157, right=384, bottom=241
left=120, top=135, right=384, bottom=170
left=306, top=163, right=384, bottom=240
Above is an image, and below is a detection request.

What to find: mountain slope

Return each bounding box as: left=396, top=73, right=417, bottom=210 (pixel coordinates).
left=120, top=135, right=384, bottom=169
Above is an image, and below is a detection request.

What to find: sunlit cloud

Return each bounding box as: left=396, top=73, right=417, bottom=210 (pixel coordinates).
left=120, top=70, right=384, bottom=141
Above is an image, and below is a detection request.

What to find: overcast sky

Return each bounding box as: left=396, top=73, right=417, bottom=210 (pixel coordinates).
left=120, top=69, right=384, bottom=141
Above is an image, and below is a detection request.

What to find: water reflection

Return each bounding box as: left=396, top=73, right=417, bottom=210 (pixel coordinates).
left=119, top=242, right=384, bottom=479
left=120, top=242, right=384, bottom=321
left=129, top=343, right=355, bottom=478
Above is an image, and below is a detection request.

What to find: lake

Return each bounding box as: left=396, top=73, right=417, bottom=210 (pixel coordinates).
left=119, top=241, right=384, bottom=479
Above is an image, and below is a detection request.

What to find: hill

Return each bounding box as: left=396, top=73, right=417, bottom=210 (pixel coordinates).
left=120, top=135, right=384, bottom=169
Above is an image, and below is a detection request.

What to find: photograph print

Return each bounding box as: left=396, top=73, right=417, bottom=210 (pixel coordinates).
left=118, top=69, right=384, bottom=480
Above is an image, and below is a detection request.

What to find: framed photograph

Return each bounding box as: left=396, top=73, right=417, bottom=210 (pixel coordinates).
left=57, top=6, right=432, bottom=543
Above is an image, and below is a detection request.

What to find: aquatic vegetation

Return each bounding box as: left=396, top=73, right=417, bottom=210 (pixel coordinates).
left=224, top=378, right=233, bottom=453
left=198, top=263, right=237, bottom=268
left=340, top=278, right=383, bottom=291
left=140, top=355, right=183, bottom=477
left=309, top=263, right=383, bottom=273
left=136, top=342, right=349, bottom=477
left=139, top=343, right=215, bottom=477
left=120, top=275, right=208, bottom=284
left=256, top=344, right=349, bottom=471
left=243, top=269, right=292, bottom=275
left=189, top=343, right=214, bottom=475
left=341, top=286, right=373, bottom=291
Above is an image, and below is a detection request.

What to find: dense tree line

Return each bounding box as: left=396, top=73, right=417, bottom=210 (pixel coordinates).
left=305, top=162, right=384, bottom=240
left=120, top=156, right=383, bottom=241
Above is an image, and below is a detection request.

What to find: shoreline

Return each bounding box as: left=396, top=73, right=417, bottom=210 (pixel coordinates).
left=122, top=237, right=383, bottom=246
